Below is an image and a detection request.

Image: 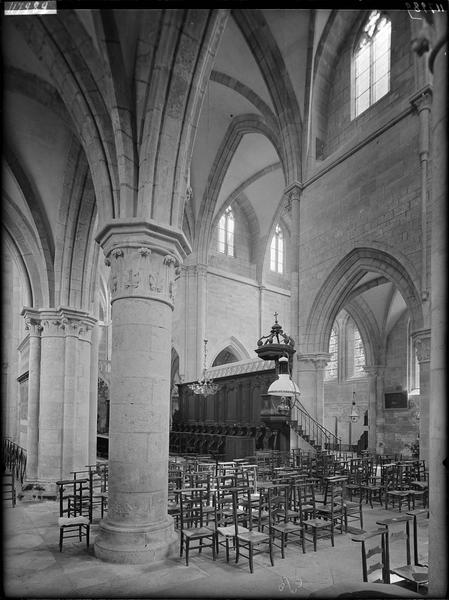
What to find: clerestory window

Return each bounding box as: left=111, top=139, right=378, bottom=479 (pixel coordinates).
left=352, top=11, right=391, bottom=118
left=270, top=224, right=284, bottom=274
left=218, top=206, right=235, bottom=256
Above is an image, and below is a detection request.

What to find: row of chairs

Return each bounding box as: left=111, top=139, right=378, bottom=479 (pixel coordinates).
left=173, top=467, right=365, bottom=572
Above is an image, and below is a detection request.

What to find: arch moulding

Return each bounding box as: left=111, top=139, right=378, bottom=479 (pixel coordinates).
left=303, top=247, right=424, bottom=356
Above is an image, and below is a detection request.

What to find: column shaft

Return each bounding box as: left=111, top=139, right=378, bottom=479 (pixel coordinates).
left=24, top=318, right=41, bottom=480
left=94, top=224, right=187, bottom=564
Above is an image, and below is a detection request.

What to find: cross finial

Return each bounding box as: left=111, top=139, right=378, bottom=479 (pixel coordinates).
left=274, top=311, right=278, bottom=323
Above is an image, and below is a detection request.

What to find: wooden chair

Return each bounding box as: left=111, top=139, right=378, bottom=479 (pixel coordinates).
left=56, top=479, right=90, bottom=552
left=406, top=508, right=429, bottom=567
left=376, top=514, right=429, bottom=592
left=213, top=485, right=248, bottom=562
left=352, top=528, right=390, bottom=584
left=342, top=481, right=364, bottom=533
left=232, top=486, right=274, bottom=573
left=302, top=481, right=342, bottom=552
left=314, top=479, right=345, bottom=538
left=178, top=487, right=216, bottom=566
left=384, top=464, right=413, bottom=512
left=270, top=485, right=304, bottom=558
left=87, top=463, right=108, bottom=521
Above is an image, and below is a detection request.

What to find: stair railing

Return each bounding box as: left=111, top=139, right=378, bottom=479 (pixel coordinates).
left=290, top=402, right=341, bottom=452
left=1, top=438, right=27, bottom=484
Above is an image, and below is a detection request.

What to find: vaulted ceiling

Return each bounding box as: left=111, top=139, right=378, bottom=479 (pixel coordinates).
left=2, top=7, right=408, bottom=334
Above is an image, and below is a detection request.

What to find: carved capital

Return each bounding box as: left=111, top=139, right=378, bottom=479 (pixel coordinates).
left=106, top=245, right=179, bottom=307
left=297, top=352, right=331, bottom=370
left=22, top=307, right=96, bottom=340
left=283, top=182, right=302, bottom=214
left=40, top=318, right=65, bottom=336
left=410, top=86, right=433, bottom=113
left=24, top=317, right=42, bottom=336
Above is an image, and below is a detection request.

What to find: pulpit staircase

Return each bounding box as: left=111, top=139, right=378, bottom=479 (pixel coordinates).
left=290, top=402, right=341, bottom=453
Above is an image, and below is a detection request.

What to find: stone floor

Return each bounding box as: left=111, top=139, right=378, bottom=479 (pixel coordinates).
left=2, top=497, right=429, bottom=599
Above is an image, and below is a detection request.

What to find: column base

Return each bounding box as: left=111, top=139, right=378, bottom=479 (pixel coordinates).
left=94, top=516, right=179, bottom=564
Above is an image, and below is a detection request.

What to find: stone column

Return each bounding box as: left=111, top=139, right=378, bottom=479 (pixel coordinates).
left=258, top=285, right=266, bottom=340
left=32, top=308, right=96, bottom=484
left=62, top=311, right=96, bottom=474
left=179, top=263, right=207, bottom=382
left=314, top=356, right=329, bottom=430
left=22, top=311, right=42, bottom=481
left=94, top=221, right=187, bottom=564
left=412, top=330, right=431, bottom=466
left=363, top=365, right=385, bottom=453
left=297, top=353, right=330, bottom=424
left=412, top=13, right=447, bottom=597
left=89, top=323, right=100, bottom=464
left=410, top=86, right=432, bottom=301
left=284, top=183, right=302, bottom=349
left=38, top=312, right=66, bottom=483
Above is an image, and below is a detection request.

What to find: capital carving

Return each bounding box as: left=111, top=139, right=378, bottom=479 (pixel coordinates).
left=297, top=352, right=331, bottom=370
left=410, top=86, right=433, bottom=113
left=106, top=245, right=179, bottom=307
left=24, top=317, right=42, bottom=336
left=22, top=307, right=96, bottom=340
left=40, top=319, right=65, bottom=336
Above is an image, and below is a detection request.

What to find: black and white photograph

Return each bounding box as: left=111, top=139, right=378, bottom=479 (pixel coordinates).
left=1, top=2, right=447, bottom=598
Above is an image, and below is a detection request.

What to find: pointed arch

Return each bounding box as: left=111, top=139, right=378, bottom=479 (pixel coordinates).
left=233, top=8, right=302, bottom=183
left=209, top=336, right=251, bottom=367
left=195, top=114, right=283, bottom=263
left=304, top=247, right=423, bottom=355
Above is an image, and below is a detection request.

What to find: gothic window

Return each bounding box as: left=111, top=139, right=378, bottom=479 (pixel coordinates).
left=218, top=206, right=235, bottom=256
left=325, top=313, right=367, bottom=381
left=325, top=327, right=338, bottom=380
left=270, top=224, right=284, bottom=274
left=352, top=11, right=391, bottom=118
left=352, top=325, right=366, bottom=377
left=408, top=321, right=420, bottom=394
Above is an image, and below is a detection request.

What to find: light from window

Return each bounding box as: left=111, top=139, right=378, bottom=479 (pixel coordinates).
left=218, top=206, right=234, bottom=256
left=353, top=11, right=391, bottom=118
left=325, top=327, right=338, bottom=380
left=353, top=326, right=366, bottom=377
left=270, top=224, right=284, bottom=274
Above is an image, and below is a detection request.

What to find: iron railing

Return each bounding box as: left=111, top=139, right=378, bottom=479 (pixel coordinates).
left=1, top=438, right=27, bottom=484
left=290, top=404, right=341, bottom=452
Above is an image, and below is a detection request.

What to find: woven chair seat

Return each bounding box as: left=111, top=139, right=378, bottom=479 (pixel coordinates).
left=217, top=524, right=248, bottom=537
left=237, top=529, right=270, bottom=543
left=183, top=526, right=215, bottom=539
left=58, top=516, right=90, bottom=526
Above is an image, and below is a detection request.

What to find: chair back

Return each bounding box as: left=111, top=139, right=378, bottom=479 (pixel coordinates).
left=179, top=488, right=208, bottom=530
left=56, top=478, right=89, bottom=518
left=352, top=528, right=390, bottom=583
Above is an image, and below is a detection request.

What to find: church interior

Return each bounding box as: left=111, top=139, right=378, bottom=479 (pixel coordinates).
left=1, top=6, right=447, bottom=598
